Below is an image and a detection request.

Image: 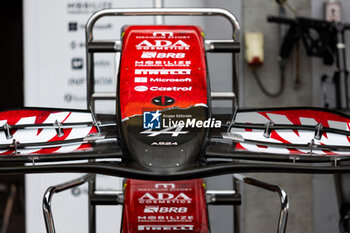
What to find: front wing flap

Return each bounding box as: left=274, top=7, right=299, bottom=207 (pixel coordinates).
left=0, top=107, right=350, bottom=179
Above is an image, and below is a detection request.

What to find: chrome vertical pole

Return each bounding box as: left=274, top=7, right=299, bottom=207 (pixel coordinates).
left=153, top=0, right=164, bottom=25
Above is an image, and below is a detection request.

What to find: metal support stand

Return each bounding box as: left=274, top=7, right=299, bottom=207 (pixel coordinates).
left=233, top=177, right=241, bottom=233
left=42, top=175, right=93, bottom=233
left=334, top=23, right=350, bottom=110
left=88, top=176, right=96, bottom=233
left=233, top=174, right=289, bottom=233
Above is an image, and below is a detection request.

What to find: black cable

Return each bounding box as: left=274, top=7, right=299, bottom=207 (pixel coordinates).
left=251, top=60, right=286, bottom=98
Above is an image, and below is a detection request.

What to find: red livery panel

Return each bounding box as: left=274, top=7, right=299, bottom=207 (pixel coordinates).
left=122, top=179, right=209, bottom=233
left=119, top=25, right=208, bottom=119
left=117, top=26, right=210, bottom=169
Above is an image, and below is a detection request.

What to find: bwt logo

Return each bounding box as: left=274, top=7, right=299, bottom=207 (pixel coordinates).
left=143, top=110, right=161, bottom=129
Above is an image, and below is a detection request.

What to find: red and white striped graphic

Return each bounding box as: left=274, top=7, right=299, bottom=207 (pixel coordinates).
left=232, top=109, right=350, bottom=156
left=0, top=110, right=97, bottom=155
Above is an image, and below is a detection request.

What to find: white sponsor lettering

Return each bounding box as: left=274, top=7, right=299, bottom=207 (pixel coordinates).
left=144, top=206, right=188, bottom=213
left=150, top=86, right=192, bottom=91
left=138, top=225, right=194, bottom=231
left=134, top=85, right=192, bottom=92
left=153, top=31, right=174, bottom=37
left=136, top=40, right=190, bottom=50
left=141, top=52, right=186, bottom=59
left=138, top=187, right=192, bottom=192
left=138, top=215, right=193, bottom=221
left=143, top=206, right=159, bottom=213
left=135, top=69, right=191, bottom=75
left=135, top=60, right=191, bottom=67
left=134, top=77, right=148, bottom=83
left=151, top=142, right=178, bottom=146
left=163, top=118, right=222, bottom=128
left=139, top=193, right=191, bottom=200
left=138, top=192, right=192, bottom=204
left=134, top=86, right=148, bottom=92
left=155, top=183, right=175, bottom=189
left=150, top=78, right=191, bottom=83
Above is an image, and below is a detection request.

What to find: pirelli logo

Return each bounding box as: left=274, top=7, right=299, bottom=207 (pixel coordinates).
left=138, top=225, right=194, bottom=231
left=135, top=69, right=191, bottom=75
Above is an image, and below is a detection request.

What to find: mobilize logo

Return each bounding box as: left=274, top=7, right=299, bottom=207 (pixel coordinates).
left=136, top=40, right=190, bottom=50
left=141, top=52, right=185, bottom=59
left=135, top=60, right=191, bottom=67
left=143, top=206, right=188, bottom=213
left=138, top=215, right=193, bottom=221
left=134, top=77, right=192, bottom=83
left=138, top=225, right=194, bottom=231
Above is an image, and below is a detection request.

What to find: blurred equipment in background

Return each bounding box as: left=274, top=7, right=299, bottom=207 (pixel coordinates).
left=245, top=31, right=286, bottom=98
left=1, top=184, right=17, bottom=233
left=325, top=0, right=342, bottom=22
left=245, top=0, right=299, bottom=98
left=275, top=0, right=298, bottom=16
left=268, top=0, right=350, bottom=110
left=245, top=32, right=264, bottom=68
left=0, top=176, right=24, bottom=233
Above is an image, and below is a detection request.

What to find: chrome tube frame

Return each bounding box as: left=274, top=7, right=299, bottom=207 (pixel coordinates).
left=42, top=174, right=94, bottom=233
left=153, top=0, right=164, bottom=24
left=233, top=174, right=289, bottom=233
left=85, top=7, right=240, bottom=110
left=91, top=190, right=124, bottom=205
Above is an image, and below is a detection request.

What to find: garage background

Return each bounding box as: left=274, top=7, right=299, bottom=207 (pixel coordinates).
left=0, top=0, right=349, bottom=232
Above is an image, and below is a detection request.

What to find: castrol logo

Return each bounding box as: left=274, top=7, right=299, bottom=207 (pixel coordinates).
left=134, top=86, right=148, bottom=92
